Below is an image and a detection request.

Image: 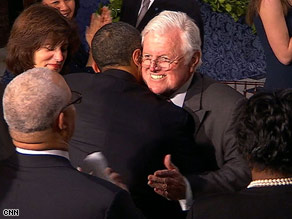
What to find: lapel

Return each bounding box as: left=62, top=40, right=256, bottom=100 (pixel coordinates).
left=183, top=73, right=209, bottom=134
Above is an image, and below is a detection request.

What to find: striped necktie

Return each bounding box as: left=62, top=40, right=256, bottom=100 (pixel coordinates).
left=136, top=0, right=151, bottom=27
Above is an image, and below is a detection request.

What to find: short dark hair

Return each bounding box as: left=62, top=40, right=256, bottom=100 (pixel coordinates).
left=6, top=4, right=79, bottom=75
left=91, top=22, right=142, bottom=71
left=236, top=89, right=292, bottom=174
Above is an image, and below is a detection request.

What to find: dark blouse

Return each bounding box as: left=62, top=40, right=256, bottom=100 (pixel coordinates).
left=0, top=70, right=14, bottom=87
left=254, top=9, right=292, bottom=91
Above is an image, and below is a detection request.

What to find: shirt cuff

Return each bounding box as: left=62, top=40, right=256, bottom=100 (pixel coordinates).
left=178, top=177, right=193, bottom=211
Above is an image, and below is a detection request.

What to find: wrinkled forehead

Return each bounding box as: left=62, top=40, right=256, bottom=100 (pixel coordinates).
left=143, top=30, right=183, bottom=56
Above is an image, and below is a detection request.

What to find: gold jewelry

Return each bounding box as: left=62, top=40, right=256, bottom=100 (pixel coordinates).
left=247, top=177, right=292, bottom=188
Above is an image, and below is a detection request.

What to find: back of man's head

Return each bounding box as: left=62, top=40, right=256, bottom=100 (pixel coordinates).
left=3, top=68, right=69, bottom=134
left=91, top=22, right=142, bottom=71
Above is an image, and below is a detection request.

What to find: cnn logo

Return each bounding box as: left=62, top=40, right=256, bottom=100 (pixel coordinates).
left=3, top=209, right=19, bottom=217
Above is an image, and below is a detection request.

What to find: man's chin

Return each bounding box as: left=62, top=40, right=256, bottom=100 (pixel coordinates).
left=149, top=86, right=163, bottom=95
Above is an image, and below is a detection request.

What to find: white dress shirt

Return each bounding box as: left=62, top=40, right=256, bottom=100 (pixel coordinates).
left=16, top=147, right=69, bottom=160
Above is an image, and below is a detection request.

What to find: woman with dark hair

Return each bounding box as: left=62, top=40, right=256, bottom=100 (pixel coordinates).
left=188, top=89, right=292, bottom=219
left=246, top=0, right=292, bottom=91
left=1, top=4, right=79, bottom=85
left=37, top=0, right=111, bottom=73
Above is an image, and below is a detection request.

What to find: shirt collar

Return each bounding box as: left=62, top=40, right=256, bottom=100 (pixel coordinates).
left=170, top=74, right=194, bottom=107
left=16, top=147, right=69, bottom=160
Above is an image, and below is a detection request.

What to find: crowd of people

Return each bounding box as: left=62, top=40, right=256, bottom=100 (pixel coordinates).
left=0, top=0, right=291, bottom=218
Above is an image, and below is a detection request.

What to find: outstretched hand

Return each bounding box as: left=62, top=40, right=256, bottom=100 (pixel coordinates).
left=86, top=7, right=112, bottom=47
left=148, top=154, right=186, bottom=200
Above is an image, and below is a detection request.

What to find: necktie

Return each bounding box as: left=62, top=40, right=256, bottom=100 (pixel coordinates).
left=136, top=0, right=150, bottom=27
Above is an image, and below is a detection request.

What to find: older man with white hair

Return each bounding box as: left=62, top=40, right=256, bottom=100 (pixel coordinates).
left=143, top=11, right=251, bottom=206
left=0, top=67, right=142, bottom=219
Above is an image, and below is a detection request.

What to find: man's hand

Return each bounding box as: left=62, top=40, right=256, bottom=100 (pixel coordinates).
left=86, top=7, right=112, bottom=47
left=148, top=154, right=186, bottom=200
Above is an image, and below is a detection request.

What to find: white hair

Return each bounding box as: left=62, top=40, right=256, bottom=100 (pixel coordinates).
left=142, top=10, right=202, bottom=68
left=3, top=68, right=69, bottom=133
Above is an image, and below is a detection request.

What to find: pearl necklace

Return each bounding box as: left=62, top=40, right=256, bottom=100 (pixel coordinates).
left=247, top=177, right=292, bottom=188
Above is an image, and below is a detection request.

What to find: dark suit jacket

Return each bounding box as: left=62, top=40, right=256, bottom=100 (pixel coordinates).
left=65, top=70, right=202, bottom=219
left=0, top=152, right=142, bottom=219
left=183, top=73, right=251, bottom=196
left=0, top=84, right=15, bottom=160
left=187, top=185, right=292, bottom=219
left=120, top=0, right=204, bottom=45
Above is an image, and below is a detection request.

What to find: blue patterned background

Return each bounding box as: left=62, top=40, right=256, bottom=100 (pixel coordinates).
left=76, top=0, right=266, bottom=81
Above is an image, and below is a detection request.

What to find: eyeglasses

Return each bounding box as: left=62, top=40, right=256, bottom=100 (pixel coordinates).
left=61, top=90, right=82, bottom=111
left=141, top=54, right=184, bottom=71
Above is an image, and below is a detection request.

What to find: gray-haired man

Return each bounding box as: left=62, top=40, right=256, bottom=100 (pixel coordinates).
left=0, top=67, right=141, bottom=219
left=143, top=11, right=251, bottom=205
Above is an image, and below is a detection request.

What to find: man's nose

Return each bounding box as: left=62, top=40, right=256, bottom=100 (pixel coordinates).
left=149, top=60, right=160, bottom=72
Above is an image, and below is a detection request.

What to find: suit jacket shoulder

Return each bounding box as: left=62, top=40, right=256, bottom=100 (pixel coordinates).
left=184, top=73, right=251, bottom=195
left=185, top=73, right=244, bottom=112
left=0, top=153, right=142, bottom=219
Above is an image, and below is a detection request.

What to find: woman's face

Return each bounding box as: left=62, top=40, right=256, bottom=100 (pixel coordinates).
left=33, top=41, right=68, bottom=73
left=42, top=0, right=75, bottom=19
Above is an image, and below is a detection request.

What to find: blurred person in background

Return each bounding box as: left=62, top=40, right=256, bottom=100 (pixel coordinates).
left=247, top=0, right=292, bottom=91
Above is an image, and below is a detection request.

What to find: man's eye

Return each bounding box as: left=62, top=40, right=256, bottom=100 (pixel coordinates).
left=158, top=57, right=170, bottom=62
left=143, top=55, right=151, bottom=60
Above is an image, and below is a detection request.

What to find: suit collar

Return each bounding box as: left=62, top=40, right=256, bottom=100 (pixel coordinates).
left=5, top=152, right=73, bottom=169
left=184, top=73, right=205, bottom=112
left=103, top=69, right=137, bottom=83
left=183, top=73, right=208, bottom=134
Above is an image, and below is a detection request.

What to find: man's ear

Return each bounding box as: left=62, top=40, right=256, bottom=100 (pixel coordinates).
left=57, top=112, right=67, bottom=131
left=189, top=51, right=201, bottom=73
left=132, top=49, right=142, bottom=67
left=92, top=61, right=101, bottom=73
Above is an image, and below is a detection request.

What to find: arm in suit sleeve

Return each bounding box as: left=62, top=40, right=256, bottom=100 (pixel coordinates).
left=160, top=104, right=205, bottom=175
left=187, top=97, right=251, bottom=196
left=0, top=84, right=15, bottom=160
left=106, top=189, right=145, bottom=219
